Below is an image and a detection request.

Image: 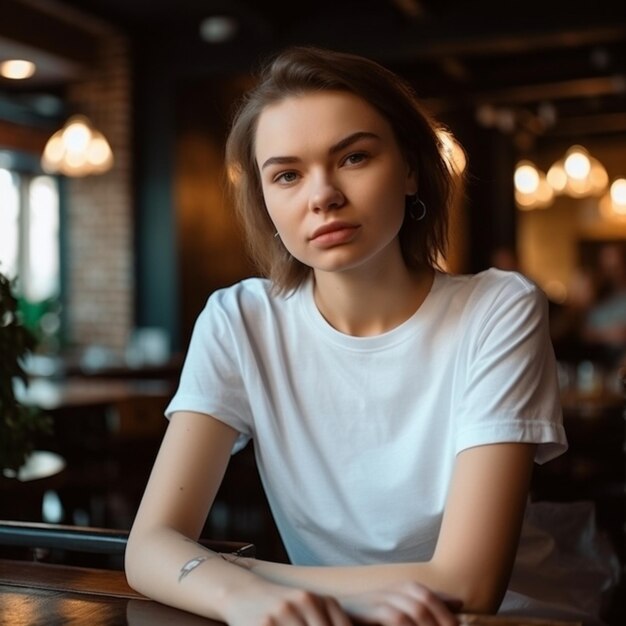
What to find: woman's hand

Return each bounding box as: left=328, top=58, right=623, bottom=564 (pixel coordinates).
left=339, top=581, right=461, bottom=626
left=222, top=579, right=352, bottom=626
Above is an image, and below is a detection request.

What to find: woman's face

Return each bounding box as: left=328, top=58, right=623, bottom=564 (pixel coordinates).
left=255, top=90, right=417, bottom=277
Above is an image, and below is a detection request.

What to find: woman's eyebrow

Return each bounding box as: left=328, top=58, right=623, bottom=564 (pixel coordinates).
left=261, top=155, right=300, bottom=170
left=260, top=131, right=381, bottom=171
left=328, top=131, right=380, bottom=155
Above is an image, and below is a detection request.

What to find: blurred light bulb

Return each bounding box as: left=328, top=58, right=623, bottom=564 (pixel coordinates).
left=599, top=192, right=626, bottom=221
left=62, top=117, right=92, bottom=152
left=0, top=59, right=36, bottom=79
left=42, top=134, right=64, bottom=166
left=610, top=178, right=626, bottom=205
left=514, top=161, right=540, bottom=194
left=564, top=146, right=591, bottom=180
left=200, top=16, right=238, bottom=43
left=547, top=161, right=567, bottom=193
left=41, top=115, right=113, bottom=176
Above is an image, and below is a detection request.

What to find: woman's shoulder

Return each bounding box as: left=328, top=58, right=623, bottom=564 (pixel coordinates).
left=208, top=276, right=273, bottom=306
left=439, top=267, right=541, bottom=303
left=189, top=277, right=281, bottom=341
left=201, top=276, right=297, bottom=322
left=434, top=269, right=547, bottom=329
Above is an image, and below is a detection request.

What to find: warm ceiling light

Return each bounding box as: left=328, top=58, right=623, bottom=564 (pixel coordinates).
left=514, top=161, right=540, bottom=194
left=547, top=145, right=608, bottom=199
left=563, top=145, right=591, bottom=180
left=514, top=161, right=553, bottom=210
left=547, top=162, right=567, bottom=193
left=41, top=115, right=113, bottom=177
left=598, top=178, right=626, bottom=222
left=599, top=194, right=626, bottom=221
left=610, top=178, right=626, bottom=206
left=0, top=59, right=36, bottom=80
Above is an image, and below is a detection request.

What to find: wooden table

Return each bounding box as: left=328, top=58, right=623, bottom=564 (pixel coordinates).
left=0, top=559, right=222, bottom=625
left=17, top=377, right=173, bottom=412
left=0, top=559, right=582, bottom=626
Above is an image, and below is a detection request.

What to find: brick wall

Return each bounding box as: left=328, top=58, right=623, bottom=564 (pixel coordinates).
left=64, top=33, right=133, bottom=355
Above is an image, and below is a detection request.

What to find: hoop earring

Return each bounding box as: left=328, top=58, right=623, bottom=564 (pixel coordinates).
left=407, top=195, right=426, bottom=221
left=273, top=232, right=280, bottom=239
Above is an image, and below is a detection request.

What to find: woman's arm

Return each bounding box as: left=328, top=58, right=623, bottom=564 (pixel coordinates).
left=125, top=411, right=351, bottom=625
left=247, top=442, right=536, bottom=614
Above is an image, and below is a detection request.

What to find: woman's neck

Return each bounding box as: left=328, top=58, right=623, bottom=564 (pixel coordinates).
left=312, top=263, right=434, bottom=337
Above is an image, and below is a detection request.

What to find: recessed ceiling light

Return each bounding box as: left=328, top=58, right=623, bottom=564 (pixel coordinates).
left=199, top=16, right=239, bottom=44
left=0, top=59, right=36, bottom=80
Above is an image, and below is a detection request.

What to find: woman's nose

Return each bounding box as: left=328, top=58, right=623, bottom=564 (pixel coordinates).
left=308, top=175, right=345, bottom=212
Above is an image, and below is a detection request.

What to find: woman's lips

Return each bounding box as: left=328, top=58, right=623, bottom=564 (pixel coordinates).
left=310, top=222, right=360, bottom=247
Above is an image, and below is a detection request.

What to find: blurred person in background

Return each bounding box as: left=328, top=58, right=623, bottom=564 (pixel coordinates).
left=550, top=268, right=598, bottom=362
left=583, top=243, right=626, bottom=368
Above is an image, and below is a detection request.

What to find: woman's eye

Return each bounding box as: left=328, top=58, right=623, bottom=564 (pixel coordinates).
left=275, top=171, right=298, bottom=184
left=343, top=152, right=368, bottom=166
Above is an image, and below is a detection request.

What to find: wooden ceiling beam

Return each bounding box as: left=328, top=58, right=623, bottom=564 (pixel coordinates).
left=549, top=111, right=626, bottom=137
left=471, top=76, right=626, bottom=106
left=389, top=22, right=626, bottom=60
left=0, top=118, right=48, bottom=152
left=0, top=0, right=100, bottom=66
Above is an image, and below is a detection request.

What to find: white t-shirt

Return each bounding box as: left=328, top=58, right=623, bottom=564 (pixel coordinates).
left=167, top=269, right=575, bottom=613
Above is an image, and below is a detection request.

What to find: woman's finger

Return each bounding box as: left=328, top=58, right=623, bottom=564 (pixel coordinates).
left=284, top=590, right=352, bottom=626
left=374, top=592, right=439, bottom=626
left=323, top=596, right=354, bottom=626
left=398, top=585, right=459, bottom=626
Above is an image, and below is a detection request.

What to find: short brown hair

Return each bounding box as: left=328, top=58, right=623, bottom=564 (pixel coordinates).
left=226, top=46, right=457, bottom=293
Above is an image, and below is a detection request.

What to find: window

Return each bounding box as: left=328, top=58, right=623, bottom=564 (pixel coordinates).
left=0, top=167, right=60, bottom=346
left=0, top=168, right=59, bottom=301
left=0, top=168, right=20, bottom=279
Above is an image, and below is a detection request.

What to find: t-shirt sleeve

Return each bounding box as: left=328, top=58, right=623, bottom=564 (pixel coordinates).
left=455, top=276, right=567, bottom=464
left=165, top=292, right=253, bottom=453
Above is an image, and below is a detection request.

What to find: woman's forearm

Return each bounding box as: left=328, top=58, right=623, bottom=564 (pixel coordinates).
left=250, top=559, right=471, bottom=605
left=125, top=526, right=263, bottom=622
left=251, top=559, right=410, bottom=594
left=249, top=557, right=506, bottom=614
left=126, top=526, right=362, bottom=624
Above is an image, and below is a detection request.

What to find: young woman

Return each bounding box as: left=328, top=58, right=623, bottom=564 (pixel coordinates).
left=126, top=47, right=569, bottom=626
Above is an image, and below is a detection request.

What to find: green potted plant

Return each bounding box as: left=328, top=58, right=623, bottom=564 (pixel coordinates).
left=0, top=271, right=52, bottom=476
